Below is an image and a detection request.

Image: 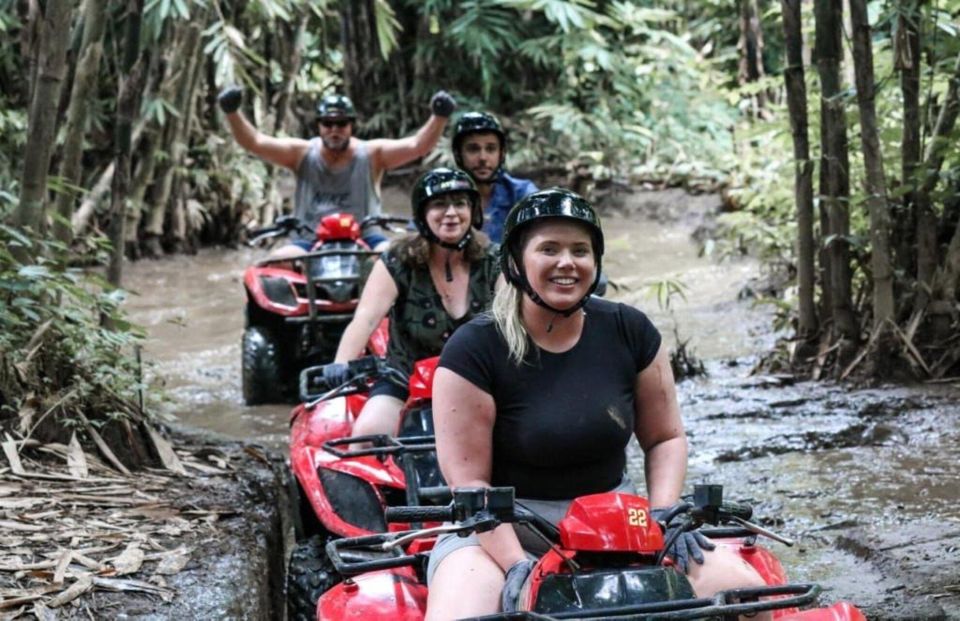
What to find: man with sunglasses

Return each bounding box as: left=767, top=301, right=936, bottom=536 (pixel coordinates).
left=218, top=87, right=456, bottom=255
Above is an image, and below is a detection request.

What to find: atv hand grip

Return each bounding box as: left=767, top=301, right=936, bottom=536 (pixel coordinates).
left=719, top=502, right=753, bottom=522
left=385, top=505, right=453, bottom=524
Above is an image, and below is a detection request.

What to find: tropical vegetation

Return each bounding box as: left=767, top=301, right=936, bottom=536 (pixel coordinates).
left=3, top=0, right=960, bottom=455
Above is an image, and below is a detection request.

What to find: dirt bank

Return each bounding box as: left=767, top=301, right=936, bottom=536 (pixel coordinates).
left=0, top=426, right=286, bottom=620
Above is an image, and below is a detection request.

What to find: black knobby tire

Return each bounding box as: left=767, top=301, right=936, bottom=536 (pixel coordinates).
left=286, top=535, right=340, bottom=621
left=289, top=475, right=325, bottom=541
left=242, top=325, right=283, bottom=405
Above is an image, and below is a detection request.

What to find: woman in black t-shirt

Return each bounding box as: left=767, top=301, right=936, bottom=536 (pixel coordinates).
left=426, top=189, right=770, bottom=621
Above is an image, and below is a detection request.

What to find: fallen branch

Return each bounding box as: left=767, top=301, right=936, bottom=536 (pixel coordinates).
left=75, top=411, right=131, bottom=475
left=47, top=575, right=93, bottom=608
left=891, top=322, right=932, bottom=377
left=840, top=322, right=883, bottom=380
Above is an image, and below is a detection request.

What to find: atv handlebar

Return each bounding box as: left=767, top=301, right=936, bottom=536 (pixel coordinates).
left=247, top=214, right=412, bottom=247
left=246, top=215, right=313, bottom=246
left=384, top=505, right=454, bottom=524
left=300, top=356, right=407, bottom=405
left=360, top=215, right=412, bottom=232
left=328, top=484, right=793, bottom=580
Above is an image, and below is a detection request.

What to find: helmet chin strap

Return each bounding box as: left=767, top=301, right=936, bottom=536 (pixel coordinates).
left=509, top=267, right=597, bottom=321
left=422, top=228, right=473, bottom=282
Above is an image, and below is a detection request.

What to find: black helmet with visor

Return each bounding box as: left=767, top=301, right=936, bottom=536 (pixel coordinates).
left=501, top=188, right=603, bottom=316
left=316, top=94, right=356, bottom=121
left=411, top=167, right=482, bottom=251
left=452, top=112, right=507, bottom=176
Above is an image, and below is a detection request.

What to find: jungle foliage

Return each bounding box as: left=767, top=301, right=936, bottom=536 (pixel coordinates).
left=715, top=0, right=960, bottom=380
left=0, top=217, right=155, bottom=462
left=0, top=0, right=756, bottom=448
left=5, top=0, right=960, bottom=451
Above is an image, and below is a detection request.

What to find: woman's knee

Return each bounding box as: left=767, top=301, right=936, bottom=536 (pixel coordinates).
left=686, top=545, right=766, bottom=596
left=426, top=547, right=503, bottom=621
left=352, top=396, right=403, bottom=436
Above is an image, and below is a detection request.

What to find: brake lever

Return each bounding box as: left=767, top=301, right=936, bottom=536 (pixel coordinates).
left=728, top=516, right=796, bottom=546
left=304, top=372, right=374, bottom=409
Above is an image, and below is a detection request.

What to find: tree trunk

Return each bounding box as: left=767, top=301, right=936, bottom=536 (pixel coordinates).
left=849, top=0, right=895, bottom=330
left=71, top=118, right=149, bottom=236
left=914, top=50, right=960, bottom=309
left=107, top=0, right=145, bottom=287
left=52, top=0, right=109, bottom=246
left=896, top=0, right=922, bottom=281
left=124, top=131, right=159, bottom=259
left=143, top=22, right=202, bottom=251
left=341, top=0, right=384, bottom=120
left=259, top=10, right=309, bottom=228
left=780, top=0, right=818, bottom=342
left=168, top=16, right=207, bottom=252
left=738, top=0, right=768, bottom=113
left=11, top=0, right=73, bottom=263
left=814, top=0, right=858, bottom=343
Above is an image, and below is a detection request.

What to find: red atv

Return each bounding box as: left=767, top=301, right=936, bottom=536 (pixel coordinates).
left=242, top=213, right=408, bottom=404
left=320, top=485, right=866, bottom=620
left=286, top=355, right=448, bottom=620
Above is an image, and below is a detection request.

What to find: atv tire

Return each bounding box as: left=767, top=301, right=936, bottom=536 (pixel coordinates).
left=289, top=475, right=325, bottom=541
left=286, top=535, right=339, bottom=621
left=242, top=326, right=283, bottom=405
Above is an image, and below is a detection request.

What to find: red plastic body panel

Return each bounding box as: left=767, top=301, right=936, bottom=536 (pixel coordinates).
left=558, top=493, right=663, bottom=553
left=289, top=391, right=408, bottom=538
left=316, top=213, right=362, bottom=243
left=368, top=319, right=390, bottom=357
left=244, top=264, right=358, bottom=317
left=776, top=602, right=867, bottom=621
left=244, top=215, right=368, bottom=318
left=289, top=355, right=443, bottom=538
left=316, top=568, right=427, bottom=620
left=408, top=357, right=439, bottom=401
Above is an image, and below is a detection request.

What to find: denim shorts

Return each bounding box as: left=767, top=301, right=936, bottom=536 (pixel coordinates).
left=425, top=477, right=636, bottom=584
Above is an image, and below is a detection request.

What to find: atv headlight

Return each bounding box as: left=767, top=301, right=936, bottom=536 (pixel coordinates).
left=317, top=468, right=386, bottom=532
left=533, top=567, right=695, bottom=615
left=319, top=280, right=358, bottom=303
left=259, top=276, right=298, bottom=307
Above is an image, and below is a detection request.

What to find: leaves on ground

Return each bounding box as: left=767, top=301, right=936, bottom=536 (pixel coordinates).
left=0, top=435, right=240, bottom=613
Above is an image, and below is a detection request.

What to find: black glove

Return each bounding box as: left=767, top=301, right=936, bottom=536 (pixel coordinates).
left=322, top=362, right=350, bottom=388
left=501, top=559, right=534, bottom=613
left=430, top=90, right=457, bottom=118
left=218, top=86, right=243, bottom=114
left=652, top=507, right=716, bottom=574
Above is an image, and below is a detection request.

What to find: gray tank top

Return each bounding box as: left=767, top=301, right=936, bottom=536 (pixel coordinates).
left=293, top=139, right=380, bottom=240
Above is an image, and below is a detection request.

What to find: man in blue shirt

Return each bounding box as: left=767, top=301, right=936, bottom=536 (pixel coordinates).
left=452, top=112, right=538, bottom=243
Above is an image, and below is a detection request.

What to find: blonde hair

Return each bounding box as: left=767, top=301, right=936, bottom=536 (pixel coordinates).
left=492, top=262, right=530, bottom=365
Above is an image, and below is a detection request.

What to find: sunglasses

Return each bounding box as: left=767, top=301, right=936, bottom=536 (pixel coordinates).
left=319, top=119, right=352, bottom=129
left=426, top=196, right=472, bottom=211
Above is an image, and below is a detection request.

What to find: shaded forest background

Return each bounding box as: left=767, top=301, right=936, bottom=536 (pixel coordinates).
left=3, top=0, right=960, bottom=454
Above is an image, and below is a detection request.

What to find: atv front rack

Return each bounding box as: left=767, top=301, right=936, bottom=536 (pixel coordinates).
left=322, top=434, right=436, bottom=458
left=465, top=582, right=822, bottom=620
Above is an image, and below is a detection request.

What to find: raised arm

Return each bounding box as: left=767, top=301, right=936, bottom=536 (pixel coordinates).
left=633, top=345, right=688, bottom=508
left=218, top=86, right=310, bottom=172
left=333, top=259, right=398, bottom=362
left=368, top=90, right=456, bottom=177
left=433, top=368, right=525, bottom=572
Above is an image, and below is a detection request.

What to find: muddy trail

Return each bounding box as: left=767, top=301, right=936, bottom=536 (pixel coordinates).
left=124, top=187, right=960, bottom=619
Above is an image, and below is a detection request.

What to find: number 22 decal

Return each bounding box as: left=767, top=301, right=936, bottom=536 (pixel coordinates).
left=627, top=507, right=648, bottom=527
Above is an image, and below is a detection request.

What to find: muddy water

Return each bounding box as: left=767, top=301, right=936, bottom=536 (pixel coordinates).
left=123, top=188, right=769, bottom=448
left=123, top=188, right=960, bottom=616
